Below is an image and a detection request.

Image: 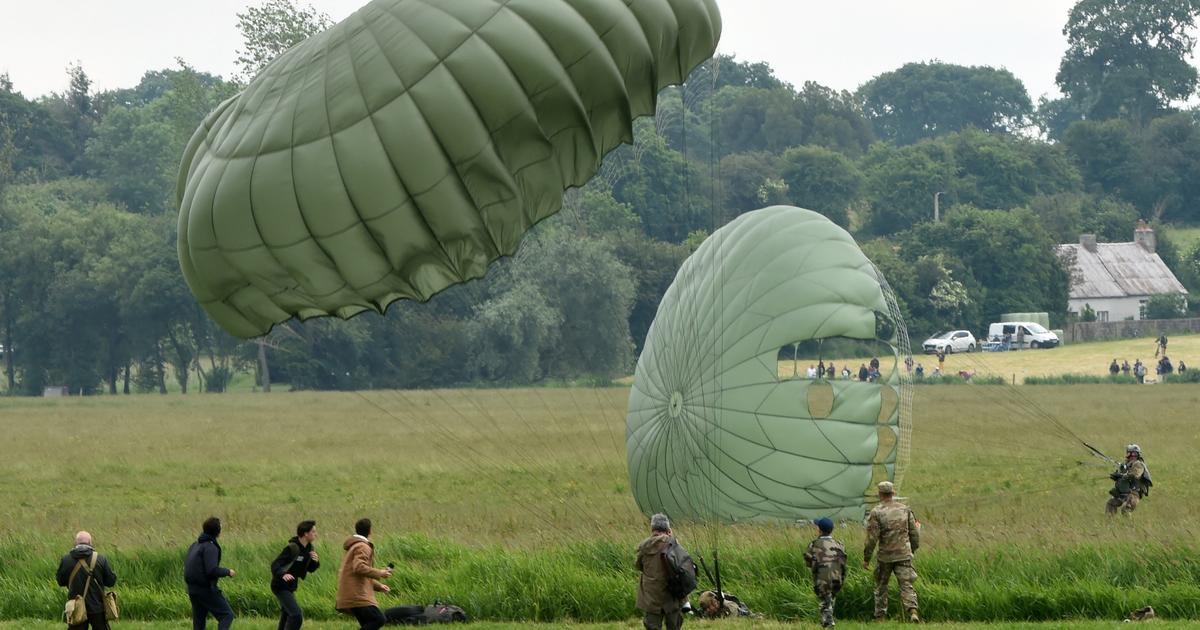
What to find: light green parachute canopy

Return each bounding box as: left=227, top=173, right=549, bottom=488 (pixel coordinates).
left=177, top=0, right=721, bottom=338
left=626, top=206, right=912, bottom=522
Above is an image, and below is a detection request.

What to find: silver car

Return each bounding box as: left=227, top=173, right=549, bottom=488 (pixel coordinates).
left=921, top=330, right=977, bottom=354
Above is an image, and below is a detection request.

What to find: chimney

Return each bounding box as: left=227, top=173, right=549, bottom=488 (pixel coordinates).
left=1134, top=219, right=1155, bottom=253
left=1079, top=234, right=1097, bottom=253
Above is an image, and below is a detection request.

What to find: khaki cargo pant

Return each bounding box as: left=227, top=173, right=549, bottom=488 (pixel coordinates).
left=873, top=560, right=917, bottom=618
left=1106, top=492, right=1140, bottom=515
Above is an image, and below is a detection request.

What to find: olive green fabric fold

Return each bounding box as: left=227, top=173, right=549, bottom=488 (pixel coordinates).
left=178, top=0, right=722, bottom=337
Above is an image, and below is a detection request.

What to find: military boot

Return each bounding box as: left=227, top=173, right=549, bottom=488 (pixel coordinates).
left=907, top=608, right=920, bottom=623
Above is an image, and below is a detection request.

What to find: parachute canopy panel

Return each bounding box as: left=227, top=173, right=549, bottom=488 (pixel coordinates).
left=177, top=0, right=722, bottom=338
left=626, top=206, right=912, bottom=523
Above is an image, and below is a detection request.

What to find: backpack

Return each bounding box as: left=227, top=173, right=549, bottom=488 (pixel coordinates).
left=271, top=542, right=303, bottom=577
left=661, top=540, right=698, bottom=600
left=385, top=602, right=470, bottom=625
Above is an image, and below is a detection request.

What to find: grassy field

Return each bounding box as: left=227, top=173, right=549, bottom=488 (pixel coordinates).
left=1, top=381, right=1198, bottom=624
left=780, top=333, right=1200, bottom=384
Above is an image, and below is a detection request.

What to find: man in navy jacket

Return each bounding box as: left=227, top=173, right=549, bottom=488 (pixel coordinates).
left=184, top=516, right=237, bottom=629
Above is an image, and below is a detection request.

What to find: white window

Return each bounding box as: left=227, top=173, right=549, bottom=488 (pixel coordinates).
left=1097, top=311, right=1109, bottom=322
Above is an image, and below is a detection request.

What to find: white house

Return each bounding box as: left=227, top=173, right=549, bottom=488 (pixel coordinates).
left=1056, top=221, right=1187, bottom=322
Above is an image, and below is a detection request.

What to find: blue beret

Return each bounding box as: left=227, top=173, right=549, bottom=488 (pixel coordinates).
left=814, top=517, right=834, bottom=533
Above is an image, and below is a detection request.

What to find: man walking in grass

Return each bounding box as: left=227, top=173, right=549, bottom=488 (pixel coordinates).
left=336, top=518, right=393, bottom=630
left=635, top=513, right=692, bottom=630
left=57, top=531, right=117, bottom=630
left=184, top=517, right=236, bottom=630
left=271, top=520, right=320, bottom=629
left=863, top=481, right=920, bottom=623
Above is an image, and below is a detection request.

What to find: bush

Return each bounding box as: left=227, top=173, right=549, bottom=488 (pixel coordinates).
left=205, top=366, right=232, bottom=393
left=1024, top=373, right=1138, bottom=385
left=1164, top=369, right=1200, bottom=384
left=1145, top=293, right=1187, bottom=320
left=916, top=374, right=1005, bottom=385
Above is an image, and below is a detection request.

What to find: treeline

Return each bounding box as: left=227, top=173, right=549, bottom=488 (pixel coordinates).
left=3, top=0, right=1200, bottom=393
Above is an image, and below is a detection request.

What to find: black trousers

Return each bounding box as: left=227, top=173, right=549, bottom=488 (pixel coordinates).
left=189, top=589, right=235, bottom=630
left=275, top=588, right=303, bottom=630
left=68, top=611, right=110, bottom=630
left=349, top=605, right=387, bottom=630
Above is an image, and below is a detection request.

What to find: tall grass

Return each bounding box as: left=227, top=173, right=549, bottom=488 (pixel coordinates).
left=6, top=536, right=1200, bottom=622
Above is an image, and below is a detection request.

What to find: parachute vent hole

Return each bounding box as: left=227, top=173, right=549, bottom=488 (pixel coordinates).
left=669, top=391, right=684, bottom=420
left=806, top=380, right=834, bottom=419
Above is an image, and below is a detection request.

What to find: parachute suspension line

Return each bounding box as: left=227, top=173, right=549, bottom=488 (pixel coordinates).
left=950, top=350, right=1114, bottom=463
left=347, top=389, right=559, bottom=528
left=705, top=53, right=725, bottom=579
left=876, top=266, right=914, bottom=489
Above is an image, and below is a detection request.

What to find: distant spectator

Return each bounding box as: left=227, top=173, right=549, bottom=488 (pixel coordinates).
left=1179, top=361, right=1187, bottom=373
left=827, top=362, right=836, bottom=379
left=868, top=366, right=881, bottom=382
left=858, top=364, right=869, bottom=382
left=936, top=350, right=946, bottom=373
left=1134, top=360, right=1146, bottom=384
left=806, top=365, right=817, bottom=379
left=841, top=366, right=851, bottom=380
left=870, top=357, right=880, bottom=371
left=1158, top=356, right=1173, bottom=375
left=817, top=360, right=826, bottom=379
left=914, top=364, right=924, bottom=380
left=1121, top=360, right=1131, bottom=376
left=1109, top=359, right=1119, bottom=375
left=1157, top=334, right=1168, bottom=357
left=904, top=356, right=914, bottom=374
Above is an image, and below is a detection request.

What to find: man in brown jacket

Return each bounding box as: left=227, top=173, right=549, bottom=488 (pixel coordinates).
left=335, top=518, right=393, bottom=630
left=635, top=513, right=686, bottom=630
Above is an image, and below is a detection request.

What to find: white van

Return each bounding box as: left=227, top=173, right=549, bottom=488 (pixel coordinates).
left=985, top=322, right=1059, bottom=349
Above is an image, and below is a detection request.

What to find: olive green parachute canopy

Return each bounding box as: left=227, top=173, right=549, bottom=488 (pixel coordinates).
left=626, top=206, right=912, bottom=522
left=177, top=0, right=721, bottom=338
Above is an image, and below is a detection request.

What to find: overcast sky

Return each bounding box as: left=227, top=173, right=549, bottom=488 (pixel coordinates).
left=1, top=1, right=1082, bottom=101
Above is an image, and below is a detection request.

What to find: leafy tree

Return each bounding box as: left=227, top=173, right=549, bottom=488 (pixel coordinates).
left=1027, top=193, right=1139, bottom=243
left=84, top=106, right=175, bottom=212
left=858, top=62, right=1033, bottom=144
left=1063, top=119, right=1141, bottom=197
left=0, top=87, right=73, bottom=180
left=235, top=0, right=332, bottom=81
left=1057, top=0, right=1200, bottom=124
left=898, top=206, right=1071, bottom=328
left=779, top=145, right=863, bottom=227
left=861, top=142, right=953, bottom=235
left=465, top=282, right=561, bottom=383
left=612, top=123, right=709, bottom=242
left=1133, top=112, right=1200, bottom=222
left=717, top=151, right=783, bottom=221
left=1145, top=293, right=1187, bottom=319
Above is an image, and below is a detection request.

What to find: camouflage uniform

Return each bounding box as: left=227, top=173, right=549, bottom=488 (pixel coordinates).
left=1106, top=458, right=1147, bottom=515
left=804, top=536, right=846, bottom=628
left=863, top=500, right=920, bottom=620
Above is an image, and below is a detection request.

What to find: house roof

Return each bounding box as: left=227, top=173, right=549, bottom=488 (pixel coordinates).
left=1056, top=242, right=1186, bottom=300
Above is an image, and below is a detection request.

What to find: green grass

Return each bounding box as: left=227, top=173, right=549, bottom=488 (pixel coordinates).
left=4, top=622, right=1196, bottom=630
left=1, top=384, right=1198, bottom=623
left=1164, top=224, right=1200, bottom=254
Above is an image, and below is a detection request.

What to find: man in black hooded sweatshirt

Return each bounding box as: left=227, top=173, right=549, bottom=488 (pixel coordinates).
left=56, top=530, right=117, bottom=630
left=184, top=516, right=237, bottom=629
left=271, top=520, right=321, bottom=630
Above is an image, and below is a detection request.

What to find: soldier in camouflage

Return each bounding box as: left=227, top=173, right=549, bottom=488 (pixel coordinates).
left=862, top=481, right=920, bottom=623
left=1106, top=444, right=1149, bottom=515
left=803, top=517, right=846, bottom=628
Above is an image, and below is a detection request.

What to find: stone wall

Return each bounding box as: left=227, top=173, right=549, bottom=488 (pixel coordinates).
left=1065, top=317, right=1200, bottom=343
